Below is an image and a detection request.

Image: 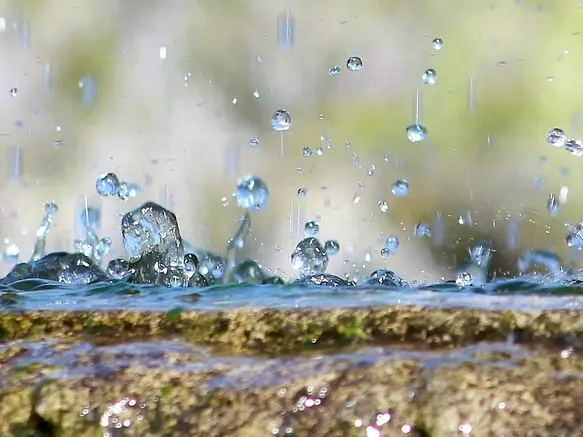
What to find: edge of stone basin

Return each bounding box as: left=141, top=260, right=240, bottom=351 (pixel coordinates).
left=2, top=306, right=583, bottom=352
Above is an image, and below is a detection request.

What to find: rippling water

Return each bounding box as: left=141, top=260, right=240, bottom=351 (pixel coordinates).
left=2, top=275, right=583, bottom=312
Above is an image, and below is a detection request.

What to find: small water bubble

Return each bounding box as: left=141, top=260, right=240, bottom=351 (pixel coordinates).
left=304, top=220, right=320, bottom=236
left=291, top=237, right=328, bottom=276
left=297, top=187, right=307, bottom=197
left=302, top=146, right=312, bottom=157
left=413, top=221, right=431, bottom=238
left=432, top=37, right=443, bottom=50
left=329, top=65, right=341, bottom=76
left=271, top=109, right=292, bottom=132
left=118, top=181, right=142, bottom=201
left=391, top=179, right=409, bottom=197
left=96, top=173, right=120, bottom=197
left=565, top=138, right=583, bottom=157
left=406, top=124, right=428, bottom=142
left=324, top=240, right=339, bottom=255
left=346, top=56, right=363, bottom=71
left=456, top=272, right=473, bottom=286
left=248, top=138, right=259, bottom=148
left=9, top=87, right=18, bottom=97
left=547, top=193, right=559, bottom=216
left=422, top=68, right=437, bottom=84
left=236, top=175, right=270, bottom=210
left=546, top=128, right=567, bottom=147
left=378, top=200, right=389, bottom=213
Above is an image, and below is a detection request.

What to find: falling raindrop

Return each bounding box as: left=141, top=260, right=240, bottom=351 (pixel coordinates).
left=271, top=109, right=292, bottom=131
left=236, top=175, right=270, bottom=210
left=547, top=193, right=559, bottom=216
left=391, top=179, right=409, bottom=197
left=96, top=173, right=120, bottom=197
left=329, top=65, right=341, bottom=76
left=304, top=221, right=320, bottom=236
left=432, top=37, right=443, bottom=50
left=378, top=200, right=389, bottom=212
left=248, top=138, right=259, bottom=148
left=422, top=68, right=437, bottom=84
left=277, top=10, right=294, bottom=52
left=385, top=236, right=399, bottom=254
left=291, top=237, right=328, bottom=276
left=302, top=146, right=313, bottom=157
left=565, top=138, right=583, bottom=157
left=118, top=182, right=142, bottom=201
left=414, top=221, right=432, bottom=238
left=406, top=124, right=427, bottom=142
left=346, top=56, right=363, bottom=71
left=546, top=128, right=567, bottom=147
left=159, top=46, right=167, bottom=60
left=456, top=272, right=473, bottom=286
left=8, top=87, right=18, bottom=97
left=324, top=240, right=339, bottom=255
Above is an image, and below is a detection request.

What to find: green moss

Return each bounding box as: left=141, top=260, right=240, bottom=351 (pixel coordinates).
left=164, top=307, right=184, bottom=327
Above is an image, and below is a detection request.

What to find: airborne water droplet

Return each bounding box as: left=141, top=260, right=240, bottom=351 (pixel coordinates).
left=236, top=175, right=270, bottom=210
left=324, top=240, right=339, bottom=255
left=9, top=87, right=18, bottom=97
left=329, top=65, right=341, bottom=76
left=547, top=193, right=559, bottom=216
left=96, top=173, right=120, bottom=197
left=422, top=68, right=437, bottom=85
left=565, top=138, right=583, bottom=157
left=271, top=109, right=292, bottom=132
left=378, top=200, right=389, bottom=212
left=546, top=128, right=567, bottom=147
left=346, top=56, right=363, bottom=71
left=118, top=181, right=142, bottom=201
left=385, top=236, right=399, bottom=254
left=406, top=124, right=428, bottom=142
left=248, top=138, right=259, bottom=148
left=432, top=37, right=443, bottom=50
left=391, top=179, right=409, bottom=197
left=291, top=237, right=328, bottom=277
left=304, top=221, right=320, bottom=236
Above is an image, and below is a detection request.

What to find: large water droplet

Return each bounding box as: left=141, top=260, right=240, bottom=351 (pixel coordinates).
left=422, top=68, right=437, bottom=85
left=546, top=128, right=567, bottom=147
left=391, top=179, right=409, bottom=197
left=304, top=221, right=320, bottom=236
left=271, top=109, right=292, bottom=132
left=346, top=56, right=363, bottom=71
left=405, top=124, right=427, bottom=142
left=324, top=240, right=339, bottom=255
left=290, top=237, right=328, bottom=277
left=96, top=173, right=120, bottom=197
left=236, top=175, right=270, bottom=210
left=432, top=37, right=443, bottom=50
left=456, top=272, right=473, bottom=286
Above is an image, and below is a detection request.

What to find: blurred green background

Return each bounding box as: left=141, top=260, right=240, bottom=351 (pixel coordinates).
left=0, top=0, right=581, bottom=281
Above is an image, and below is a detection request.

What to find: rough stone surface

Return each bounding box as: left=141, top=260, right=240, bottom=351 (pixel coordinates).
left=0, top=306, right=582, bottom=435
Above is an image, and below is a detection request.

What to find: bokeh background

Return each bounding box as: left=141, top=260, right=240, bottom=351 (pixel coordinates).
left=0, top=0, right=581, bottom=281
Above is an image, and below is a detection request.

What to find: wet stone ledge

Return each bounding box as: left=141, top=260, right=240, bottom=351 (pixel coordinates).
left=0, top=306, right=582, bottom=436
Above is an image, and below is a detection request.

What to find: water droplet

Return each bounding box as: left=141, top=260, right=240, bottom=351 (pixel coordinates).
left=159, top=46, right=167, bottom=60
left=231, top=97, right=238, bottom=105
left=253, top=89, right=260, bottom=98
left=3, top=243, right=19, bottom=263
left=346, top=56, right=363, bottom=71
left=96, top=173, right=120, bottom=197
left=304, top=221, right=320, bottom=236
left=469, top=241, right=491, bottom=268
left=271, top=109, right=292, bottom=132
left=432, top=37, right=443, bottom=50
left=546, top=128, right=567, bottom=147
left=297, top=187, right=307, bottom=197
left=290, top=237, right=328, bottom=277
left=422, top=68, right=437, bottom=84
left=118, top=182, right=142, bottom=201
left=367, top=165, right=376, bottom=176
left=302, top=146, right=313, bottom=157
left=45, top=201, right=58, bottom=216
left=406, top=124, right=428, bottom=142
left=324, top=240, right=339, bottom=255
left=547, top=193, right=559, bottom=216
left=329, top=65, right=341, bottom=76
left=8, top=87, right=18, bottom=97
left=378, top=200, right=389, bottom=212
left=391, top=179, right=409, bottom=197
left=248, top=138, right=259, bottom=148
left=565, top=138, right=583, bottom=157
left=79, top=75, right=97, bottom=106
left=385, top=236, right=399, bottom=254
left=456, top=272, right=473, bottom=286
left=414, top=221, right=432, bottom=238
left=236, top=175, right=270, bottom=210
left=316, top=147, right=324, bottom=156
